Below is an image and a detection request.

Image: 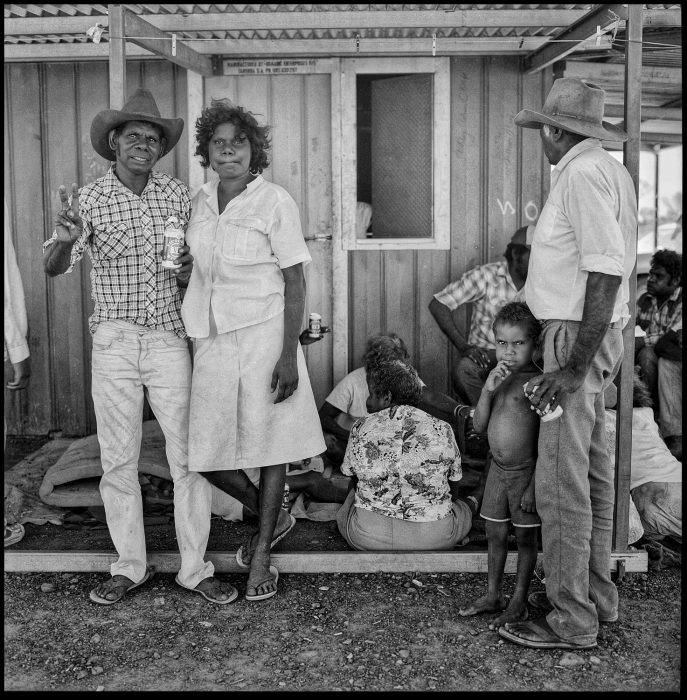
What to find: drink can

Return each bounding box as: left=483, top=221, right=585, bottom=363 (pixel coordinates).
left=540, top=404, right=564, bottom=422
left=161, top=215, right=184, bottom=268
left=308, top=312, right=322, bottom=338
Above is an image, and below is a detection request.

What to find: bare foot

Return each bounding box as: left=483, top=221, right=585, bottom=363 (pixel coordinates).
left=239, top=509, right=294, bottom=567
left=458, top=594, right=508, bottom=617
left=489, top=601, right=528, bottom=629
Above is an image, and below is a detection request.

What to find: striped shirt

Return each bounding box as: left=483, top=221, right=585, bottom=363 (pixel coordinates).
left=44, top=166, right=191, bottom=337
left=636, top=287, right=682, bottom=347
left=433, top=260, right=519, bottom=350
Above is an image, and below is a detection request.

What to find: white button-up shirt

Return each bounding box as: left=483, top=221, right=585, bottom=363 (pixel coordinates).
left=524, top=139, right=637, bottom=325
left=182, top=175, right=311, bottom=338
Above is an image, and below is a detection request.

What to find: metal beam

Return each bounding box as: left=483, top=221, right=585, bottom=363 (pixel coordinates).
left=614, top=3, right=644, bottom=552
left=564, top=61, right=682, bottom=87
left=4, top=9, right=682, bottom=36
left=122, top=8, right=213, bottom=76
left=524, top=4, right=628, bottom=74
left=3, top=10, right=588, bottom=36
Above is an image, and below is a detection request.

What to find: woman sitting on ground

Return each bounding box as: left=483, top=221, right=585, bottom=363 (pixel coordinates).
left=336, top=360, right=476, bottom=551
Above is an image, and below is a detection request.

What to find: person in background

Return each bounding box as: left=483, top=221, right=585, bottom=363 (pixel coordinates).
left=429, top=225, right=532, bottom=405
left=182, top=98, right=326, bottom=602
left=336, top=360, right=476, bottom=551
left=500, top=77, right=636, bottom=651
left=43, top=89, right=227, bottom=605
left=320, top=333, right=470, bottom=468
left=635, top=249, right=682, bottom=460
left=4, top=198, right=31, bottom=547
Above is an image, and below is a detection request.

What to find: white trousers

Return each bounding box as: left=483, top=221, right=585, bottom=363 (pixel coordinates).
left=91, top=320, right=214, bottom=588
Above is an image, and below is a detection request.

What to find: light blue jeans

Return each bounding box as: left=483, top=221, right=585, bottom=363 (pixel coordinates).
left=91, top=320, right=214, bottom=588
left=536, top=320, right=623, bottom=646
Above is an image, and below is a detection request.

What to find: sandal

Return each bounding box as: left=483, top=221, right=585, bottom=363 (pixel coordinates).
left=89, top=566, right=155, bottom=605
left=498, top=617, right=597, bottom=650
left=245, top=566, right=279, bottom=602
left=175, top=575, right=239, bottom=605
left=235, top=512, right=296, bottom=568
left=4, top=522, right=25, bottom=547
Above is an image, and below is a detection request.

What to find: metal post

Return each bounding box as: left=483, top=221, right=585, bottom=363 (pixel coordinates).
left=614, top=3, right=643, bottom=551
left=108, top=5, right=126, bottom=108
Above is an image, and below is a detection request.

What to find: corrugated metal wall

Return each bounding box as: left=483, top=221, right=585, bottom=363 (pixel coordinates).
left=4, top=60, right=188, bottom=436
left=4, top=55, right=551, bottom=436
left=348, top=56, right=552, bottom=393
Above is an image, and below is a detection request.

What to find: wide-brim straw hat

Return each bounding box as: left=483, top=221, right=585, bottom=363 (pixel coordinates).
left=90, top=88, right=184, bottom=161
left=514, top=77, right=627, bottom=142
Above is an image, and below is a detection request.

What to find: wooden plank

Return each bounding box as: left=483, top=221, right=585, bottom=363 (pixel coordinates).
left=486, top=57, right=521, bottom=262
left=563, top=61, right=682, bottom=88
left=4, top=42, right=154, bottom=61
left=383, top=250, right=418, bottom=355
left=122, top=8, right=213, bottom=77
left=524, top=4, right=627, bottom=74
left=3, top=10, right=589, bottom=36
left=4, top=549, right=648, bottom=574
left=604, top=105, right=682, bottom=121
left=349, top=250, right=384, bottom=373
left=329, top=61, right=348, bottom=385
left=186, top=69, right=204, bottom=195
left=108, top=4, right=126, bottom=108
left=613, top=4, right=643, bottom=552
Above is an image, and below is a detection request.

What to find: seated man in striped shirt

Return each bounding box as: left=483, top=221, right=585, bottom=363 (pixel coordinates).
left=43, top=89, right=234, bottom=607
left=429, top=225, right=531, bottom=406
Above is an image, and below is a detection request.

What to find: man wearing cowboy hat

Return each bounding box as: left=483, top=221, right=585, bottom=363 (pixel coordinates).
left=43, top=88, right=237, bottom=606
left=430, top=224, right=533, bottom=407
left=497, top=78, right=637, bottom=650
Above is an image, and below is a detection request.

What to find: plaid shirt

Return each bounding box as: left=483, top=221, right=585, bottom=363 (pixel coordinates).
left=433, top=260, right=519, bottom=350
left=44, top=166, right=191, bottom=337
left=636, top=287, right=682, bottom=347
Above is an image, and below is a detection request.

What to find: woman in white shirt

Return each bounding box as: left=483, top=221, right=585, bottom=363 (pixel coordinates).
left=182, top=99, right=325, bottom=601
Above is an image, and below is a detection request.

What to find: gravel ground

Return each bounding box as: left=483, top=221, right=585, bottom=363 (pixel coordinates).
left=4, top=565, right=681, bottom=692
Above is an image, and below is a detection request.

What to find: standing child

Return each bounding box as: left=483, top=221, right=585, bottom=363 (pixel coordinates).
left=458, top=302, right=542, bottom=628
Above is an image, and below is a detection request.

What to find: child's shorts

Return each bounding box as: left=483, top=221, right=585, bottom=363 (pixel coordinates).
left=480, top=458, right=541, bottom=528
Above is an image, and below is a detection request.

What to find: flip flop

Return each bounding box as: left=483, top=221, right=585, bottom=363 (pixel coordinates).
left=245, top=565, right=279, bottom=602
left=498, top=617, right=597, bottom=650
left=89, top=566, right=155, bottom=605
left=175, top=575, right=239, bottom=605
left=235, top=512, right=296, bottom=569
left=4, top=522, right=25, bottom=547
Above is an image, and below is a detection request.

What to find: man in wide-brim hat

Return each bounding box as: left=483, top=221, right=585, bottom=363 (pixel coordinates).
left=496, top=78, right=638, bottom=651
left=43, top=88, right=237, bottom=607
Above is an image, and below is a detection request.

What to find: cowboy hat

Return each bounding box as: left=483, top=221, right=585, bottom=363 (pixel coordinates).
left=509, top=225, right=532, bottom=247
left=90, top=88, right=184, bottom=161
left=514, top=78, right=627, bottom=142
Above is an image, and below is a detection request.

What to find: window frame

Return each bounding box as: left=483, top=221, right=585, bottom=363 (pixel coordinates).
left=341, top=57, right=451, bottom=251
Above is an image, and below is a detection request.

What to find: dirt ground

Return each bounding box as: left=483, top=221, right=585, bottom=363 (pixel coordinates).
left=4, top=438, right=682, bottom=692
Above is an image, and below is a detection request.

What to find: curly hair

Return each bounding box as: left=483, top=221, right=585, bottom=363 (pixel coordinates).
left=632, top=366, right=653, bottom=408
left=363, top=333, right=410, bottom=373
left=650, top=249, right=682, bottom=282
left=194, top=98, right=271, bottom=173
left=492, top=301, right=541, bottom=341
left=367, top=360, right=422, bottom=407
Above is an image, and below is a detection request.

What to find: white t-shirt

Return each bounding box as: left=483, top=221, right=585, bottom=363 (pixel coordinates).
left=324, top=366, right=426, bottom=432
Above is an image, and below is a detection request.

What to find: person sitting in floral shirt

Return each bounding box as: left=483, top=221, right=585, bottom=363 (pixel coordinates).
left=335, top=360, right=476, bottom=551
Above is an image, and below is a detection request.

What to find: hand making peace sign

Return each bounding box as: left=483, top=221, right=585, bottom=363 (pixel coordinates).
left=54, top=183, right=84, bottom=244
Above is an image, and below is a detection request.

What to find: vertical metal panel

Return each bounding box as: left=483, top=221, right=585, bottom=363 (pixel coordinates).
left=43, top=63, right=90, bottom=435
left=614, top=4, right=644, bottom=552
left=5, top=60, right=189, bottom=436
left=4, top=63, right=52, bottom=435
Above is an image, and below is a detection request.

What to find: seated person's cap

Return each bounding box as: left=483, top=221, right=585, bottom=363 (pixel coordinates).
left=510, top=226, right=531, bottom=247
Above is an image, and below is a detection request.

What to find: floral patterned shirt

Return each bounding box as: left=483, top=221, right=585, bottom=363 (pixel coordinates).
left=341, top=404, right=462, bottom=522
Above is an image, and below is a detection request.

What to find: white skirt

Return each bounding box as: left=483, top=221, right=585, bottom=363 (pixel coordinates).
left=188, top=312, right=326, bottom=472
